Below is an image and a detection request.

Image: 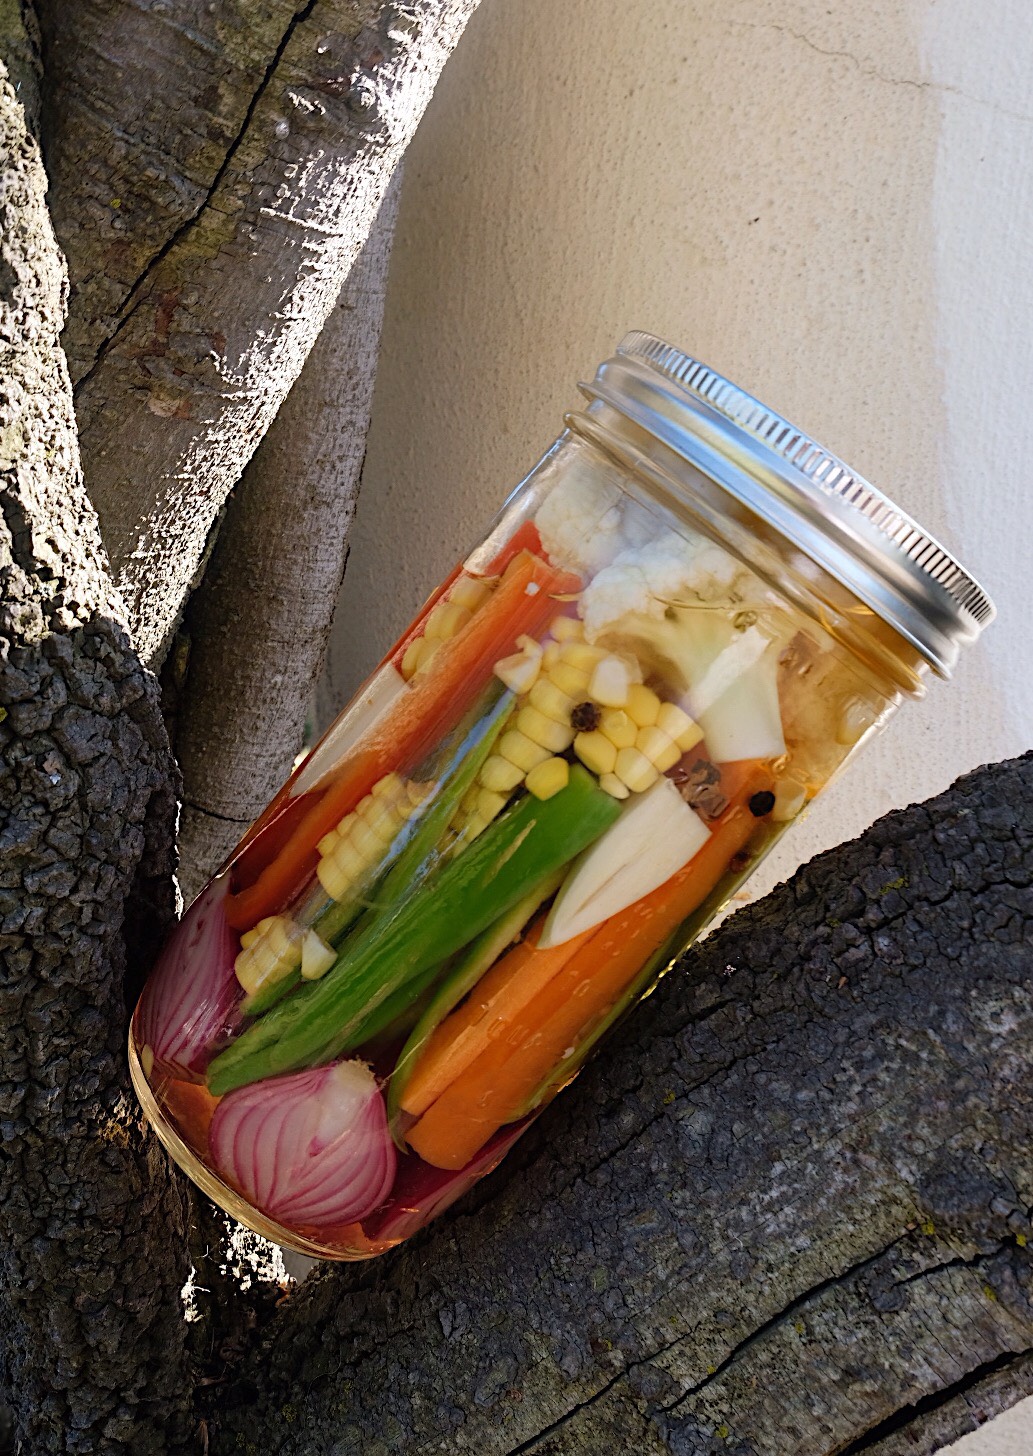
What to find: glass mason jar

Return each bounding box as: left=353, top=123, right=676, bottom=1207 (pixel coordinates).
left=130, top=333, right=994, bottom=1259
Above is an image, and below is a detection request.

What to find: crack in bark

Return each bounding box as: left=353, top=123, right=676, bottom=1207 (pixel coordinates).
left=72, top=0, right=319, bottom=397
left=837, top=1347, right=1033, bottom=1455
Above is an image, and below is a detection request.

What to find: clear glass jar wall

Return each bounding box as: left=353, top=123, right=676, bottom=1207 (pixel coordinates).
left=129, top=338, right=991, bottom=1258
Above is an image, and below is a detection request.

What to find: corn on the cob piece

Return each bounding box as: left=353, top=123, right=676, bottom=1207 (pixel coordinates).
left=635, top=725, right=682, bottom=773
left=317, top=772, right=433, bottom=901
left=588, top=654, right=636, bottom=708
left=549, top=614, right=584, bottom=643
left=614, top=746, right=660, bottom=794
left=573, top=730, right=617, bottom=777
left=400, top=573, right=497, bottom=681
left=525, top=756, right=569, bottom=800
left=235, top=915, right=303, bottom=994
left=625, top=684, right=661, bottom=728
left=473, top=616, right=710, bottom=815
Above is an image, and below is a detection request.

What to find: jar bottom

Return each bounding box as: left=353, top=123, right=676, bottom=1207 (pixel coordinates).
left=127, top=1036, right=396, bottom=1261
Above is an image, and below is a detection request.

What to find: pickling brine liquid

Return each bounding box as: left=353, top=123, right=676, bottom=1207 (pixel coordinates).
left=130, top=437, right=899, bottom=1258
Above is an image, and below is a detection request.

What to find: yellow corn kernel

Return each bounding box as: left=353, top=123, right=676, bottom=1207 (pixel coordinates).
left=494, top=649, right=541, bottom=695
left=372, top=772, right=404, bottom=799
left=542, top=641, right=562, bottom=672
left=529, top=677, right=577, bottom=724
left=316, top=828, right=340, bottom=857
left=615, top=746, right=660, bottom=793
left=635, top=725, right=681, bottom=772
left=316, top=857, right=350, bottom=900
left=449, top=574, right=494, bottom=612
left=516, top=634, right=544, bottom=658
left=525, top=756, right=570, bottom=800
left=234, top=916, right=301, bottom=993
left=549, top=661, right=592, bottom=699
left=350, top=816, right=386, bottom=858
left=424, top=600, right=472, bottom=642
left=574, top=730, right=618, bottom=777
left=559, top=641, right=605, bottom=672
left=599, top=772, right=631, bottom=799
left=657, top=701, right=704, bottom=752
left=326, top=837, right=368, bottom=883
left=625, top=684, right=661, bottom=728
left=414, top=640, right=441, bottom=675
left=498, top=729, right=552, bottom=773
left=517, top=704, right=576, bottom=753
left=460, top=810, right=491, bottom=842
left=364, top=795, right=403, bottom=840
left=598, top=708, right=637, bottom=750
left=479, top=754, right=525, bottom=794
left=263, top=916, right=292, bottom=953
left=459, top=784, right=481, bottom=813
left=477, top=786, right=510, bottom=820
left=300, top=929, right=336, bottom=982
left=400, top=637, right=425, bottom=680
left=550, top=614, right=584, bottom=642
left=589, top=654, right=632, bottom=708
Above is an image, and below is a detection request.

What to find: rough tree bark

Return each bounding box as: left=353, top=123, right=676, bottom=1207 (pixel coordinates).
left=37, top=0, right=480, bottom=664
left=3, top=4, right=1031, bottom=1454
left=0, top=59, right=193, bottom=1452
left=204, top=753, right=1033, bottom=1456
left=173, top=169, right=402, bottom=899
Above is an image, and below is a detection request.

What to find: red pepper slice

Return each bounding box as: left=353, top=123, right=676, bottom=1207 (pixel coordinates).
left=225, top=548, right=582, bottom=932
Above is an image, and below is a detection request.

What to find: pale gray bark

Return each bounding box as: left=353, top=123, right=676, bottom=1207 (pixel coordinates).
left=174, top=169, right=402, bottom=899
left=36, top=0, right=307, bottom=384
left=0, top=58, right=192, bottom=1452
left=49, top=0, right=480, bottom=666
left=208, top=754, right=1033, bottom=1456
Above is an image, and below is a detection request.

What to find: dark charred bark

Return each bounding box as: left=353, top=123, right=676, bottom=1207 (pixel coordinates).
left=207, top=753, right=1033, bottom=1456
left=0, top=60, right=192, bottom=1453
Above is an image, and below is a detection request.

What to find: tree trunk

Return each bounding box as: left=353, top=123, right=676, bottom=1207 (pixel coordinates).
left=40, top=0, right=480, bottom=665
left=173, top=168, right=402, bottom=899
left=207, top=753, right=1033, bottom=1456
left=0, top=59, right=194, bottom=1454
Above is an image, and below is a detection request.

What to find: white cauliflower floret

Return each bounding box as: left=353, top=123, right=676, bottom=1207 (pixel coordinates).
left=580, top=529, right=757, bottom=640
left=535, top=468, right=626, bottom=576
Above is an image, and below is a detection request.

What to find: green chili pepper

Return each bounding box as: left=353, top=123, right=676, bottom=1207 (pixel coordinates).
left=385, top=870, right=565, bottom=1135
left=239, top=687, right=512, bottom=1021
left=207, top=766, right=620, bottom=1095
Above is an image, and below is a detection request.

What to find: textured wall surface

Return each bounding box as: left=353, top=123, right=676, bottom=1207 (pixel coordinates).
left=323, top=0, right=1032, bottom=913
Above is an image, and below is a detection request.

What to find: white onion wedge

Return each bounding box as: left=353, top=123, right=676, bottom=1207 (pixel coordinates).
left=540, top=777, right=710, bottom=948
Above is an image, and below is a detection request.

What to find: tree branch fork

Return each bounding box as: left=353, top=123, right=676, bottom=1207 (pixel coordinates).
left=0, top=8, right=1031, bottom=1452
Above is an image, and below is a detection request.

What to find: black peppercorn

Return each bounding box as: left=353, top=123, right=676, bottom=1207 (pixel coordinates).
left=571, top=701, right=600, bottom=732
left=748, top=790, right=776, bottom=817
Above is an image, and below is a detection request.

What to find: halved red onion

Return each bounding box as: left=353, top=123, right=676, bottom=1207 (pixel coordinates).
left=209, top=1061, right=397, bottom=1229
left=134, top=873, right=242, bottom=1080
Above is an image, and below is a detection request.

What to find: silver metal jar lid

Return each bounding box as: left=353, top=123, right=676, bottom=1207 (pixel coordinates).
left=580, top=330, right=995, bottom=677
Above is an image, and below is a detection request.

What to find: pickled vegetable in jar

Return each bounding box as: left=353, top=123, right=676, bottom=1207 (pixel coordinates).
left=129, top=332, right=994, bottom=1258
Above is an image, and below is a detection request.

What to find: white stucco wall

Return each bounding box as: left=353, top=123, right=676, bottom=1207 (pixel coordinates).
left=323, top=0, right=1031, bottom=914
left=315, top=2, right=1033, bottom=1435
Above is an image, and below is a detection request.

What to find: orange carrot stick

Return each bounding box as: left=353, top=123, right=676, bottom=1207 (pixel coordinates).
left=225, top=549, right=581, bottom=932
left=407, top=769, right=771, bottom=1170
left=398, top=919, right=592, bottom=1118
